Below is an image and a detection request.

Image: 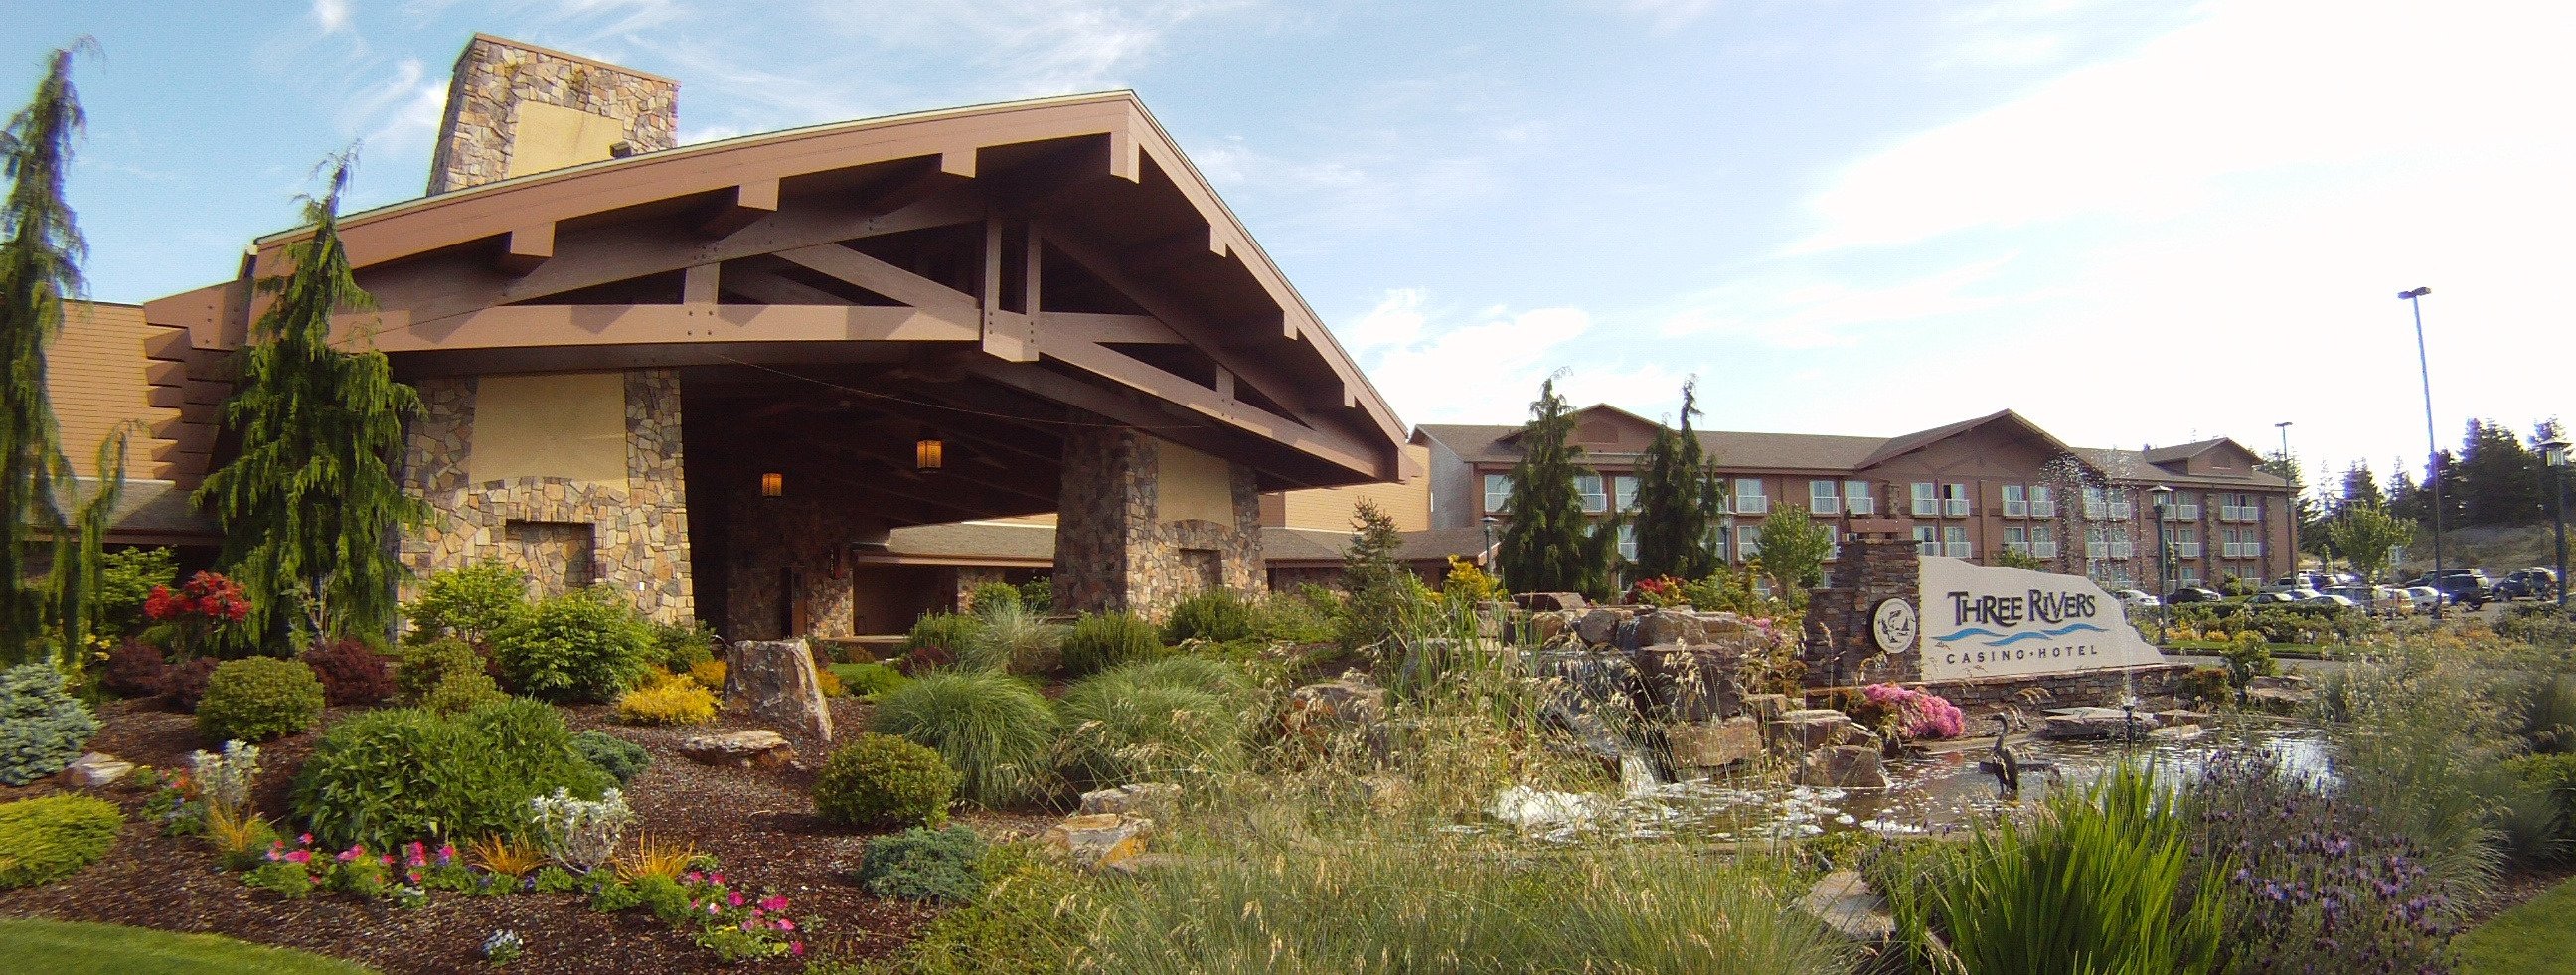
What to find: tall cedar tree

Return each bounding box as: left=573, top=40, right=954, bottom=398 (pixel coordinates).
left=194, top=157, right=427, bottom=644
left=0, top=47, right=87, bottom=662
left=1339, top=498, right=1411, bottom=650
left=1632, top=380, right=1722, bottom=579
left=1495, top=377, right=1616, bottom=596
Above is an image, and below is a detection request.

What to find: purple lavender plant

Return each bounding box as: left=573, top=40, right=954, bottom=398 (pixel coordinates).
left=2187, top=749, right=2459, bottom=973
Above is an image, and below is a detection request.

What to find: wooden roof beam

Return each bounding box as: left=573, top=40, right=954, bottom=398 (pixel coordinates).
left=495, top=224, right=554, bottom=274
left=695, top=180, right=779, bottom=238
left=341, top=302, right=979, bottom=353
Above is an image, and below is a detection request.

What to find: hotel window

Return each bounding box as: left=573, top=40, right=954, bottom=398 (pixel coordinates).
left=1484, top=474, right=1511, bottom=513
left=2174, top=525, right=2201, bottom=559
left=1736, top=525, right=1762, bottom=561
left=1826, top=530, right=1842, bottom=562
left=2004, top=526, right=2029, bottom=555
left=1943, top=525, right=1971, bottom=559
left=1942, top=483, right=1972, bottom=517
left=1914, top=525, right=1938, bottom=556
left=1614, top=475, right=1640, bottom=512
left=2109, top=488, right=2134, bottom=520
left=1734, top=478, right=1768, bottom=515
left=2178, top=566, right=2203, bottom=585
left=1578, top=474, right=1607, bottom=513
left=2083, top=485, right=2109, bottom=519
left=1617, top=523, right=1638, bottom=562
left=2003, top=484, right=2029, bottom=518
left=1911, top=482, right=1939, bottom=517
left=2088, top=527, right=2109, bottom=559
left=1810, top=479, right=1841, bottom=516
left=2029, top=485, right=2055, bottom=518
left=1844, top=480, right=1874, bottom=515
left=2031, top=524, right=2057, bottom=558
left=2170, top=490, right=2202, bottom=521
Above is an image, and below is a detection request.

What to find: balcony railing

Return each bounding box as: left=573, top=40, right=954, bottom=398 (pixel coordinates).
left=2111, top=502, right=2134, bottom=519
left=1917, top=541, right=1940, bottom=556
left=1944, top=499, right=1971, bottom=517
left=2031, top=502, right=2057, bottom=518
left=2175, top=543, right=2203, bottom=558
left=1944, top=542, right=1971, bottom=558
left=1735, top=497, right=1768, bottom=515
left=1847, top=498, right=1875, bottom=516
left=2172, top=504, right=2201, bottom=520
left=2004, top=499, right=2029, bottom=517
left=1812, top=497, right=1841, bottom=516
left=2111, top=542, right=2135, bottom=558
left=1912, top=499, right=1940, bottom=517
left=2032, top=542, right=2058, bottom=558
left=2084, top=502, right=2108, bottom=519
left=2088, top=542, right=2109, bottom=558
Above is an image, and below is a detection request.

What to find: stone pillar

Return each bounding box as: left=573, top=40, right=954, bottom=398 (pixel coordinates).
left=426, top=34, right=679, bottom=195
left=1051, top=425, right=1263, bottom=619
left=723, top=486, right=876, bottom=642
left=399, top=369, right=694, bottom=624
left=1802, top=518, right=1920, bottom=688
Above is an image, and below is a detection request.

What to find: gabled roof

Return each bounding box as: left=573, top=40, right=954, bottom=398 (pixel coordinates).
left=1419, top=421, right=1886, bottom=471
left=2141, top=437, right=2248, bottom=465
left=1856, top=408, right=2080, bottom=469
left=2076, top=447, right=2290, bottom=490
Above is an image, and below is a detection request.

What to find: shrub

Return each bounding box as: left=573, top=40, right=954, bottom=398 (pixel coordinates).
left=1248, top=592, right=1338, bottom=645
left=2186, top=748, right=2460, bottom=971
left=291, top=699, right=614, bottom=848
left=869, top=841, right=1088, bottom=974
left=902, top=613, right=985, bottom=657
left=421, top=668, right=507, bottom=715
left=99, top=640, right=169, bottom=698
left=1057, top=660, right=1249, bottom=788
left=648, top=618, right=721, bottom=673
left=491, top=587, right=656, bottom=703
left=959, top=603, right=1065, bottom=674
left=1162, top=590, right=1253, bottom=644
left=615, top=675, right=718, bottom=726
left=1117, top=654, right=1250, bottom=696
left=1017, top=577, right=1054, bottom=615
left=0, top=794, right=123, bottom=889
left=395, top=636, right=485, bottom=702
left=1857, top=683, right=1964, bottom=740
left=0, top=664, right=99, bottom=785
left=833, top=661, right=909, bottom=699
left=967, top=582, right=1021, bottom=616
left=688, top=659, right=726, bottom=691
left=94, top=546, right=179, bottom=639
left=196, top=658, right=328, bottom=743
left=816, top=665, right=844, bottom=698
left=873, top=670, right=1060, bottom=808
left=573, top=731, right=652, bottom=784
left=300, top=638, right=395, bottom=707
left=161, top=656, right=220, bottom=712
left=815, top=733, right=958, bottom=830
left=1883, top=766, right=2224, bottom=975
left=531, top=786, right=632, bottom=873
left=2175, top=665, right=2231, bottom=705
left=404, top=561, right=530, bottom=645
left=1059, top=611, right=1163, bottom=678
left=857, top=825, right=987, bottom=903
left=143, top=570, right=251, bottom=659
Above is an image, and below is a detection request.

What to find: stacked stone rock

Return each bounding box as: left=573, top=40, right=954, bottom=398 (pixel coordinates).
left=1802, top=518, right=1922, bottom=688
left=1050, top=425, right=1263, bottom=619
left=426, top=34, right=679, bottom=195
left=398, top=370, right=694, bottom=623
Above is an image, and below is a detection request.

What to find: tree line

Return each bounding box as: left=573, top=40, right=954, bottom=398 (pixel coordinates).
left=2264, top=417, right=2566, bottom=583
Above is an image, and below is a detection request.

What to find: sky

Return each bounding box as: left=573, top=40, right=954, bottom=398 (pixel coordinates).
left=4, top=0, right=2568, bottom=500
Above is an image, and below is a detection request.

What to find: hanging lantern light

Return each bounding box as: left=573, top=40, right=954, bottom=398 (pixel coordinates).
left=760, top=472, right=783, bottom=497
left=915, top=438, right=944, bottom=471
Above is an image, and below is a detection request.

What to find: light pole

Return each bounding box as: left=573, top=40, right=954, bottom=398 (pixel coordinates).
left=2400, top=286, right=2447, bottom=618
left=2274, top=420, right=2294, bottom=581
left=2544, top=437, right=2569, bottom=608
left=2151, top=484, right=2174, bottom=645
left=1480, top=515, right=1499, bottom=569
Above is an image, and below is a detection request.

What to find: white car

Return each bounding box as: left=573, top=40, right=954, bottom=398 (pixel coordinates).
left=2300, top=593, right=2359, bottom=609
left=2114, top=589, right=2160, bottom=611
left=2249, top=589, right=2313, bottom=605
left=2402, top=586, right=2442, bottom=612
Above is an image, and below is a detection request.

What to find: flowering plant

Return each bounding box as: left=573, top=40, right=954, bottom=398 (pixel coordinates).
left=1627, top=576, right=1689, bottom=608
left=190, top=740, right=261, bottom=814
left=532, top=787, right=633, bottom=872
left=146, top=570, right=250, bottom=658
left=483, top=929, right=525, bottom=964
left=1860, top=683, right=1966, bottom=740
left=678, top=870, right=803, bottom=962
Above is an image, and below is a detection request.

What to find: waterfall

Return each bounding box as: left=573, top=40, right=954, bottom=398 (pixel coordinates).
left=1620, top=752, right=1663, bottom=795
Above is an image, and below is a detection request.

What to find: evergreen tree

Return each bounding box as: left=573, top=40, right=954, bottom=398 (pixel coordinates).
left=1632, top=379, right=1719, bottom=579
left=2455, top=418, right=2540, bottom=527
left=2258, top=450, right=2323, bottom=569
left=2339, top=462, right=2384, bottom=511
left=194, top=157, right=427, bottom=645
left=1338, top=498, right=1414, bottom=652
left=0, top=47, right=87, bottom=662
left=1494, top=377, right=1598, bottom=595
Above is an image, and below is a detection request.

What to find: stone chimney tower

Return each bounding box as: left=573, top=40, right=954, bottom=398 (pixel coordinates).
left=425, top=34, right=678, bottom=194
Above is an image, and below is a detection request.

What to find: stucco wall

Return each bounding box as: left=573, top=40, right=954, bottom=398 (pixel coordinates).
left=467, top=372, right=628, bottom=486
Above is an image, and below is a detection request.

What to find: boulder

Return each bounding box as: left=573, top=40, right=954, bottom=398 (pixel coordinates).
left=2150, top=724, right=2207, bottom=743
left=1515, top=592, right=1589, bottom=613
left=2034, top=707, right=2163, bottom=741
left=725, top=639, right=835, bottom=757
left=680, top=730, right=795, bottom=768
left=1803, top=871, right=1896, bottom=942
left=1741, top=693, right=1796, bottom=724
left=1665, top=718, right=1764, bottom=769
left=1078, top=782, right=1182, bottom=819
left=1531, top=611, right=1575, bottom=643
left=1773, top=708, right=1873, bottom=752
left=58, top=752, right=133, bottom=789
left=1635, top=611, right=1707, bottom=648
left=1043, top=813, right=1151, bottom=870
left=1284, top=671, right=1387, bottom=738
left=1797, top=745, right=1891, bottom=789
left=2244, top=685, right=2314, bottom=714
left=1635, top=643, right=1743, bottom=722
left=1574, top=608, right=1626, bottom=645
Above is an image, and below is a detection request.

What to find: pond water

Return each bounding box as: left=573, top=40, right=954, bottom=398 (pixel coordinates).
left=1483, top=722, right=2328, bottom=845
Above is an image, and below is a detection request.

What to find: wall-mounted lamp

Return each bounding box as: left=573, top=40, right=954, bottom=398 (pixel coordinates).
left=915, top=438, right=944, bottom=471
left=760, top=472, right=783, bottom=498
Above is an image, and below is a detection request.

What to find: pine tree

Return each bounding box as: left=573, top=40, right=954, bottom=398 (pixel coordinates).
left=2339, top=462, right=2384, bottom=511
left=194, top=156, right=427, bottom=645
left=1632, top=380, right=1719, bottom=580
left=1494, top=377, right=1599, bottom=595
left=0, top=47, right=87, bottom=662
left=1339, top=498, right=1412, bottom=651
left=2455, top=418, right=2540, bottom=527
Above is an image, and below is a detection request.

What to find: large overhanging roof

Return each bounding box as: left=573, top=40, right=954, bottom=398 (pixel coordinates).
left=152, top=91, right=1409, bottom=488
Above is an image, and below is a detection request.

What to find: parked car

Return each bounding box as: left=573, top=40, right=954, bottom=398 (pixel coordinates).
left=2430, top=574, right=2491, bottom=608
left=2113, top=589, right=2161, bottom=612
left=2250, top=589, right=2316, bottom=605
left=2165, top=587, right=2224, bottom=605
left=2401, top=586, right=2442, bottom=612
left=2301, top=593, right=2360, bottom=609
left=2324, top=585, right=2410, bottom=616
left=2261, top=572, right=2335, bottom=594
left=2496, top=569, right=2558, bottom=601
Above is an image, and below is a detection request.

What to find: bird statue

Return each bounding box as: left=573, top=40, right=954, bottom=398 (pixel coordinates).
left=1985, top=713, right=2021, bottom=797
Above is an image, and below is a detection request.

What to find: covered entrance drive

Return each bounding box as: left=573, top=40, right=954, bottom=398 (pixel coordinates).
left=142, top=90, right=1410, bottom=641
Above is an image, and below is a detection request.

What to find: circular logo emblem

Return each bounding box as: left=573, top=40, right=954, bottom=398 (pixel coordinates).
left=1870, top=598, right=1919, bottom=654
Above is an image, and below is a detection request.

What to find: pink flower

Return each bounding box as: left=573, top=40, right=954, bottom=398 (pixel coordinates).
left=707, top=903, right=721, bottom=915
left=758, top=895, right=788, bottom=912
left=728, top=891, right=744, bottom=908
left=777, top=918, right=795, bottom=932
left=338, top=849, right=359, bottom=862
left=284, top=850, right=312, bottom=864
left=299, top=833, right=314, bottom=845
left=685, top=871, right=704, bottom=884
left=790, top=942, right=804, bottom=958
left=739, top=920, right=753, bottom=932
left=711, top=873, right=724, bottom=886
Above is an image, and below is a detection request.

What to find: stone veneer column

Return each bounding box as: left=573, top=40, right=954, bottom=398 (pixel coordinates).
left=425, top=35, right=678, bottom=194
left=1051, top=425, right=1263, bottom=619
left=399, top=370, right=694, bottom=623
left=722, top=487, right=880, bottom=642
left=1802, top=518, right=1921, bottom=688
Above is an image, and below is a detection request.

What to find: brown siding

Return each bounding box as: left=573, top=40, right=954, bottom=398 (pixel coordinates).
left=47, top=302, right=189, bottom=481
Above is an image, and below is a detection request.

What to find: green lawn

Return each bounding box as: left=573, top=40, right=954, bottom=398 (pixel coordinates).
left=0, top=918, right=375, bottom=975
left=2460, top=877, right=2576, bottom=974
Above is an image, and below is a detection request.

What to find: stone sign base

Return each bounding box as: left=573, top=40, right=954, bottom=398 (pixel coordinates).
left=1916, top=662, right=2194, bottom=711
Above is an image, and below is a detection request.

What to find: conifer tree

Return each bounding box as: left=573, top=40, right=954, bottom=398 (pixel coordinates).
left=1339, top=498, right=1413, bottom=651
left=1494, top=377, right=1600, bottom=594
left=1632, top=379, right=1720, bottom=579
left=0, top=47, right=87, bottom=662
left=195, top=156, right=427, bottom=645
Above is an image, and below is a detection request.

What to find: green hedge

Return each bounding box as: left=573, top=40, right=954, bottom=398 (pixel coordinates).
left=814, top=733, right=957, bottom=830
left=196, top=657, right=327, bottom=743
left=0, top=794, right=122, bottom=889
left=291, top=699, right=612, bottom=848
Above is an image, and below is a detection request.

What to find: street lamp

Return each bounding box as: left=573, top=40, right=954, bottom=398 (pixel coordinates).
left=1480, top=516, right=1499, bottom=568
left=2274, top=420, right=2294, bottom=581
left=2544, top=436, right=2570, bottom=608
left=2400, top=286, right=2447, bottom=619
left=2150, top=484, right=2174, bottom=645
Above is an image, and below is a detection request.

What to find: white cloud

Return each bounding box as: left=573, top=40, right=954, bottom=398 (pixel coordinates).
left=1611, top=0, right=1721, bottom=32
left=1335, top=290, right=1679, bottom=424
left=1658, top=254, right=2032, bottom=349
left=314, top=0, right=353, bottom=33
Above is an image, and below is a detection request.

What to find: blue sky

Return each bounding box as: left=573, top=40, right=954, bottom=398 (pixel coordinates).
left=5, top=1, right=2567, bottom=497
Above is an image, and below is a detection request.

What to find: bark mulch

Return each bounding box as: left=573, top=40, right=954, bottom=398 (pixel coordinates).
left=0, top=696, right=1051, bottom=973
